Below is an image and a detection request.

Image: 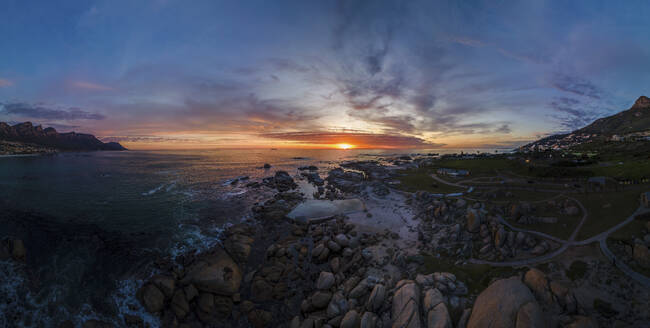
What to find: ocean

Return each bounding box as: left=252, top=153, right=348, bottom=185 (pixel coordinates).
left=0, top=148, right=499, bottom=327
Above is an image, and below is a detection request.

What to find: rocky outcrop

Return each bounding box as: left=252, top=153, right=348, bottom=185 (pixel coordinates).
left=467, top=276, right=542, bottom=328
left=392, top=280, right=421, bottom=328
left=182, top=248, right=242, bottom=295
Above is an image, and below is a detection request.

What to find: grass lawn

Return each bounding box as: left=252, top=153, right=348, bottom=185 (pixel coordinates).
left=574, top=187, right=646, bottom=240
left=583, top=160, right=650, bottom=180
left=416, top=254, right=523, bottom=295
left=473, top=188, right=560, bottom=203
left=395, top=167, right=467, bottom=194
left=508, top=198, right=583, bottom=240
left=433, top=158, right=521, bottom=177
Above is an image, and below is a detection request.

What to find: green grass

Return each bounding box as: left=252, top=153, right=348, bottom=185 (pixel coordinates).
left=395, top=167, right=466, bottom=193
left=417, top=254, right=523, bottom=295
left=508, top=199, right=582, bottom=240
left=574, top=187, right=645, bottom=240
left=583, top=160, right=650, bottom=180
left=433, top=157, right=522, bottom=177
left=566, top=260, right=588, bottom=281
left=479, top=189, right=561, bottom=202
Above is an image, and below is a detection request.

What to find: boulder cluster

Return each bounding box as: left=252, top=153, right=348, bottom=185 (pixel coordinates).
left=413, top=193, right=554, bottom=262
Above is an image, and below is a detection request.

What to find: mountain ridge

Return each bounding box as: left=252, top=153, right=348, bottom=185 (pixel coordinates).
left=0, top=121, right=126, bottom=151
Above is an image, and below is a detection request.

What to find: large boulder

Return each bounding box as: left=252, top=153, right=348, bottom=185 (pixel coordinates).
left=426, top=303, right=452, bottom=328
left=223, top=233, right=253, bottom=264
left=181, top=248, right=242, bottom=295
left=367, top=284, right=386, bottom=311
left=137, top=283, right=165, bottom=313
left=340, top=310, right=361, bottom=328
left=467, top=277, right=543, bottom=328
left=523, top=268, right=553, bottom=304
left=392, top=280, right=421, bottom=328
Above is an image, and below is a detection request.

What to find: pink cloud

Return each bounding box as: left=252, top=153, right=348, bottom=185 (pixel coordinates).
left=71, top=81, right=113, bottom=91
left=0, top=78, right=14, bottom=87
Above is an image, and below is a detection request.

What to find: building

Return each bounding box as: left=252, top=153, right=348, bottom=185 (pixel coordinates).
left=643, top=192, right=650, bottom=208
left=437, top=168, right=470, bottom=177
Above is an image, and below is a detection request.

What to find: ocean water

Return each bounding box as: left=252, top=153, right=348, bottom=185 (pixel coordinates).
left=0, top=148, right=497, bottom=327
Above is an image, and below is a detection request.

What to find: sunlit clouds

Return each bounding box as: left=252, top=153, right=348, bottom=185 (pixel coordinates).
left=1, top=1, right=650, bottom=149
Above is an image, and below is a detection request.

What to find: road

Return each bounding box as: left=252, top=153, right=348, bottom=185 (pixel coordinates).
left=456, top=174, right=650, bottom=287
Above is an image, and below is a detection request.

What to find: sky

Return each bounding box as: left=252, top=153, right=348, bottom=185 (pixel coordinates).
left=1, top=0, right=650, bottom=149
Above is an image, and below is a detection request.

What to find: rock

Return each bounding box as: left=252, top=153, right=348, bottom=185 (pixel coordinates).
left=240, top=300, right=255, bottom=314
left=494, top=226, right=506, bottom=247
left=515, top=301, right=544, bottom=328
left=182, top=248, right=242, bottom=295
left=523, top=268, right=552, bottom=304
left=349, top=279, right=370, bottom=299
left=198, top=293, right=215, bottom=313
left=426, top=303, right=452, bottom=328
left=150, top=274, right=175, bottom=299
left=457, top=308, right=471, bottom=328
left=366, top=284, right=385, bottom=311
left=360, top=311, right=379, bottom=328
left=137, top=284, right=165, bottom=313
left=317, top=272, right=336, bottom=290
left=415, top=274, right=434, bottom=287
left=251, top=278, right=273, bottom=301
left=248, top=309, right=272, bottom=328
left=123, top=314, right=144, bottom=327
left=565, top=316, right=598, bottom=328
left=327, top=292, right=349, bottom=318
left=184, top=284, right=198, bottom=301
left=330, top=257, right=341, bottom=273
left=633, top=243, right=650, bottom=268
left=423, top=288, right=445, bottom=312
left=274, top=171, right=297, bottom=191
left=223, top=233, right=253, bottom=263
left=466, top=209, right=481, bottom=232
left=263, top=163, right=271, bottom=169
left=335, top=234, right=350, bottom=247
left=391, top=280, right=421, bottom=328
left=467, top=277, right=540, bottom=328
left=290, top=316, right=301, bottom=328
left=312, top=291, right=333, bottom=308
left=328, top=240, right=342, bottom=252
left=340, top=310, right=360, bottom=328
left=171, top=289, right=190, bottom=318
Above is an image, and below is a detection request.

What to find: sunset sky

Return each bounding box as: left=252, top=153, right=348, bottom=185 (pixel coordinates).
left=1, top=1, right=650, bottom=149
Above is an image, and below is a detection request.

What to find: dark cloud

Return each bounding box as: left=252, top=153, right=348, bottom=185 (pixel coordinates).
left=260, top=131, right=443, bottom=148
left=494, top=124, right=512, bottom=134
left=1, top=103, right=105, bottom=120
left=550, top=74, right=603, bottom=99
left=548, top=97, right=605, bottom=131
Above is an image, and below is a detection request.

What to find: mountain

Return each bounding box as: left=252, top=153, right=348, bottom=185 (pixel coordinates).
left=575, top=96, right=650, bottom=135
left=521, top=96, right=650, bottom=152
left=0, top=122, right=126, bottom=151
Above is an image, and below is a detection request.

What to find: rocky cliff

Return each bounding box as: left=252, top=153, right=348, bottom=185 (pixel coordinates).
left=0, top=122, right=126, bottom=151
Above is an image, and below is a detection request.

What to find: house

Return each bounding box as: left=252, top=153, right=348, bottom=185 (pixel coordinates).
left=437, top=168, right=470, bottom=177
left=642, top=192, right=650, bottom=208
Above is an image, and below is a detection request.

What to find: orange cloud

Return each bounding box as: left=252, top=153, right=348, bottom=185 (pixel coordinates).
left=72, top=81, right=113, bottom=91
left=0, top=78, right=14, bottom=87
left=260, top=131, right=445, bottom=149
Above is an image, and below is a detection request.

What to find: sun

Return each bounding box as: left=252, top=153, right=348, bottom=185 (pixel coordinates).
left=336, top=143, right=354, bottom=150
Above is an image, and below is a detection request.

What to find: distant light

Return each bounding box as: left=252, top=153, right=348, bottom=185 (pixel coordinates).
left=337, top=143, right=354, bottom=150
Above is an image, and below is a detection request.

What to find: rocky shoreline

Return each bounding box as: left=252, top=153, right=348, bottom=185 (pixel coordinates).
left=2, top=157, right=649, bottom=327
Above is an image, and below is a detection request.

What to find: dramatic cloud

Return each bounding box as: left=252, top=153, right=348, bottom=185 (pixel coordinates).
left=548, top=97, right=607, bottom=131
left=1, top=103, right=105, bottom=120
left=549, top=74, right=603, bottom=99
left=260, top=131, right=443, bottom=148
